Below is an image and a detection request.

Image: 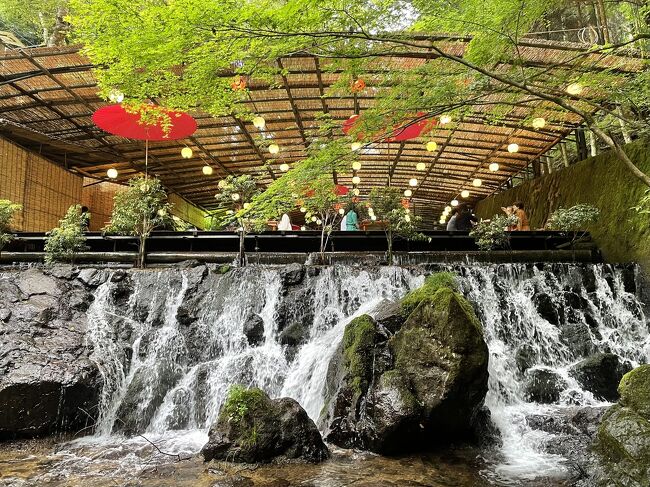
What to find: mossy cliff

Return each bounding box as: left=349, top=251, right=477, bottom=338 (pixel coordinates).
left=202, top=385, right=328, bottom=463
left=475, top=140, right=650, bottom=269
left=320, top=273, right=489, bottom=454
left=593, top=365, right=650, bottom=486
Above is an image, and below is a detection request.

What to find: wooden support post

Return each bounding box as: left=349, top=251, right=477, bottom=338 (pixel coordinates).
left=560, top=143, right=570, bottom=167
left=576, top=128, right=589, bottom=161
left=532, top=159, right=541, bottom=178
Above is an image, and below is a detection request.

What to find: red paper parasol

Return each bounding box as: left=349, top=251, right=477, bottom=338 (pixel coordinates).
left=342, top=112, right=435, bottom=142
left=92, top=104, right=197, bottom=141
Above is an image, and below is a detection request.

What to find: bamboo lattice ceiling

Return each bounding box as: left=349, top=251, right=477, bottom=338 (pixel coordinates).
left=0, top=39, right=642, bottom=219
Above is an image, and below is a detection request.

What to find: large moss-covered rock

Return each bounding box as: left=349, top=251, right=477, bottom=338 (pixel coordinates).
left=593, top=365, right=650, bottom=486
left=202, top=386, right=328, bottom=464
left=320, top=273, right=489, bottom=454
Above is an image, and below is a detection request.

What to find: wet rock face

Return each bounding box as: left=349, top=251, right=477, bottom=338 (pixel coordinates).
left=570, top=353, right=632, bottom=402
left=202, top=386, right=328, bottom=463
left=320, top=273, right=489, bottom=454
left=0, top=266, right=103, bottom=439
left=592, top=365, right=650, bottom=487
left=523, top=368, right=567, bottom=404
left=243, top=313, right=265, bottom=346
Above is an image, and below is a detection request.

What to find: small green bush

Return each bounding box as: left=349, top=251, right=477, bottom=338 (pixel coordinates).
left=220, top=385, right=266, bottom=424
left=45, top=204, right=89, bottom=264
left=0, top=199, right=22, bottom=254
left=469, top=215, right=518, bottom=250
left=546, top=204, right=600, bottom=231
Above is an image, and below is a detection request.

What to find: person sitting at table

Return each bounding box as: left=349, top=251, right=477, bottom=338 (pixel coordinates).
left=446, top=208, right=458, bottom=231
left=455, top=204, right=478, bottom=231
left=340, top=211, right=348, bottom=230
left=346, top=207, right=359, bottom=231
left=278, top=213, right=292, bottom=231
left=513, top=201, right=530, bottom=231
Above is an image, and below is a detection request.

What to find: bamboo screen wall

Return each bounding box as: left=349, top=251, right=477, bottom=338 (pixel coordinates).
left=81, top=178, right=122, bottom=231
left=169, top=193, right=206, bottom=229
left=0, top=137, right=83, bottom=231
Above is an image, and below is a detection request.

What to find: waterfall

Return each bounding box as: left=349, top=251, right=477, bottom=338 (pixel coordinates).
left=82, top=262, right=649, bottom=481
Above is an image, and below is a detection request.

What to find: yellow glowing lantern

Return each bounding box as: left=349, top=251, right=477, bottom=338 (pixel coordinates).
left=351, top=142, right=362, bottom=151
left=532, top=118, right=546, bottom=129
left=202, top=166, right=213, bottom=176
left=353, top=188, right=360, bottom=196
left=451, top=199, right=459, bottom=207
left=404, top=189, right=413, bottom=197
left=269, top=143, right=280, bottom=154
left=352, top=176, right=361, bottom=185
left=461, top=190, right=470, bottom=198
left=107, top=168, right=118, bottom=179
left=566, top=83, right=583, bottom=96
left=409, top=178, right=418, bottom=187
left=280, top=163, right=290, bottom=172
left=231, top=193, right=240, bottom=201
left=181, top=147, right=193, bottom=159
left=416, top=162, right=426, bottom=171
left=440, top=115, right=451, bottom=125
left=352, top=161, right=362, bottom=171
left=489, top=162, right=500, bottom=172
left=252, top=116, right=266, bottom=129
left=426, top=141, right=438, bottom=152
left=507, top=143, right=519, bottom=153
left=472, top=178, right=482, bottom=187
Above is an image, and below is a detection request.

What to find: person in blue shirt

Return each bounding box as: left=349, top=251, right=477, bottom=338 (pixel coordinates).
left=345, top=207, right=359, bottom=231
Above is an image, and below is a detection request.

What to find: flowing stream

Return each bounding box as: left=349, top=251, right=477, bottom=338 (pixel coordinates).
left=4, top=263, right=649, bottom=486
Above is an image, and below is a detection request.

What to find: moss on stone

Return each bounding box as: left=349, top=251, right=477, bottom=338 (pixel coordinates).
left=401, top=272, right=458, bottom=315
left=619, top=364, right=650, bottom=420
left=342, top=314, right=378, bottom=396
left=217, top=264, right=232, bottom=274
left=475, top=140, right=650, bottom=269
left=219, top=385, right=267, bottom=425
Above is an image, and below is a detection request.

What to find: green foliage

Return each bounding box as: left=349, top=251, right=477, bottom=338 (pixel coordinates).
left=105, top=177, right=171, bottom=237
left=401, top=272, right=457, bottom=315
left=0, top=0, right=69, bottom=46
left=619, top=365, right=650, bottom=420
left=214, top=174, right=262, bottom=230
left=220, top=385, right=266, bottom=425
left=470, top=215, right=518, bottom=250
left=0, top=199, right=22, bottom=253
left=368, top=187, right=427, bottom=263
left=44, top=204, right=89, bottom=264
left=546, top=204, right=600, bottom=231
left=104, top=176, right=172, bottom=267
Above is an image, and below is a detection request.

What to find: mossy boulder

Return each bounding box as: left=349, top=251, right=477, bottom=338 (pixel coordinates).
left=569, top=353, right=632, bottom=402
left=202, top=386, right=328, bottom=464
left=320, top=272, right=489, bottom=454
left=593, top=365, right=650, bottom=486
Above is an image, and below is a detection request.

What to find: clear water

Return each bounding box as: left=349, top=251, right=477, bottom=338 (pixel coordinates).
left=4, top=263, right=648, bottom=486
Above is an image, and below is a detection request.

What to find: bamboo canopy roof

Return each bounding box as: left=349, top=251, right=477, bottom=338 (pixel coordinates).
left=0, top=38, right=643, bottom=220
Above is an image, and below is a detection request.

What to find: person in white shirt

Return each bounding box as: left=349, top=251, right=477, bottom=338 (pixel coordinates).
left=340, top=212, right=348, bottom=231
left=278, top=213, right=292, bottom=231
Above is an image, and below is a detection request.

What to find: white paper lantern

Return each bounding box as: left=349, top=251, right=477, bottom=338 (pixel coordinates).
left=107, top=168, right=118, bottom=179
left=426, top=141, right=437, bottom=152
left=252, top=116, right=266, bottom=129
left=451, top=199, right=459, bottom=207
left=300, top=207, right=307, bottom=213
left=461, top=190, right=470, bottom=198
left=532, top=117, right=546, bottom=129
left=352, top=176, right=361, bottom=185
left=339, top=208, right=345, bottom=215
left=181, top=147, right=193, bottom=159
left=231, top=193, right=240, bottom=201
left=472, top=178, right=482, bottom=187
left=351, top=142, right=362, bottom=151
left=440, top=115, right=451, bottom=125
left=566, top=83, right=583, bottom=96
left=352, top=161, right=362, bottom=171
left=489, top=162, right=500, bottom=172
left=280, top=163, right=290, bottom=172
left=269, top=143, right=280, bottom=154
left=404, top=189, right=412, bottom=197
left=353, top=188, right=360, bottom=196
left=507, top=143, right=519, bottom=153
left=202, top=166, right=213, bottom=176
left=416, top=162, right=426, bottom=171
left=409, top=178, right=418, bottom=187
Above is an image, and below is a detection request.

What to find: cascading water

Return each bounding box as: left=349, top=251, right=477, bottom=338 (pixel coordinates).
left=72, top=262, right=649, bottom=484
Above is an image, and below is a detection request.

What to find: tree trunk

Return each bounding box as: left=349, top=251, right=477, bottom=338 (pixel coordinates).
left=589, top=124, right=650, bottom=187
left=320, top=224, right=326, bottom=264
left=238, top=229, right=246, bottom=266
left=387, top=228, right=393, bottom=265
left=139, top=235, right=147, bottom=268
left=46, top=7, right=70, bottom=47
